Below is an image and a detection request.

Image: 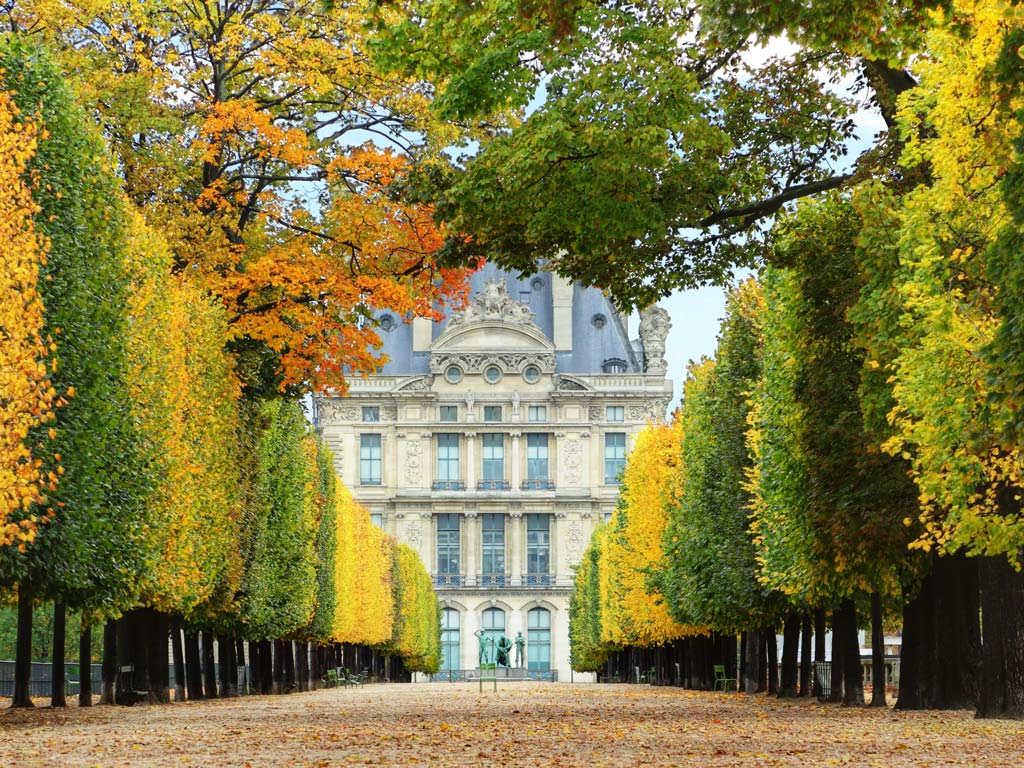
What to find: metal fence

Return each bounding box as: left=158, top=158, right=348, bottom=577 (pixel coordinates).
left=0, top=661, right=103, bottom=698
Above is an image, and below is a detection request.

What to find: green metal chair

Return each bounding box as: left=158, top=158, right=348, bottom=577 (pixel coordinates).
left=713, top=664, right=737, bottom=692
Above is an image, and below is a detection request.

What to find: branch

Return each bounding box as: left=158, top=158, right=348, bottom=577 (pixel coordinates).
left=699, top=173, right=853, bottom=229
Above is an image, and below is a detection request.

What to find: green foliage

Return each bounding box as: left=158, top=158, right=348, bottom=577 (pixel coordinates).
left=308, top=440, right=338, bottom=643
left=569, top=525, right=613, bottom=672
left=660, top=280, right=779, bottom=632
left=371, top=0, right=859, bottom=309
left=0, top=38, right=150, bottom=615
left=751, top=196, right=917, bottom=605
left=239, top=399, right=318, bottom=640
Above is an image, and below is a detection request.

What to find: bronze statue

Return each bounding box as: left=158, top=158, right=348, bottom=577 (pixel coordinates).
left=514, top=631, right=526, bottom=668
left=496, top=634, right=513, bottom=668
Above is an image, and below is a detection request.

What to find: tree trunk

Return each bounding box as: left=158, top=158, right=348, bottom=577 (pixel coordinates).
left=201, top=631, right=217, bottom=699
left=100, top=620, right=116, bottom=705
left=79, top=623, right=92, bottom=707
left=828, top=608, right=843, bottom=703
left=813, top=608, right=826, bottom=699
left=284, top=641, right=296, bottom=692
left=115, top=611, right=146, bottom=705
left=799, top=614, right=812, bottom=697
left=839, top=598, right=864, bottom=706
left=236, top=639, right=248, bottom=694
left=297, top=641, right=309, bottom=692
left=184, top=629, right=204, bottom=700
left=219, top=634, right=236, bottom=697
left=870, top=592, right=887, bottom=707
left=976, top=554, right=1024, bottom=719
left=147, top=611, right=170, bottom=703
left=171, top=620, right=185, bottom=703
left=259, top=639, right=273, bottom=694
left=896, top=553, right=980, bottom=710
left=12, top=584, right=34, bottom=708
left=779, top=613, right=800, bottom=697
left=51, top=602, right=67, bottom=707
left=743, top=629, right=759, bottom=694
left=766, top=629, right=778, bottom=694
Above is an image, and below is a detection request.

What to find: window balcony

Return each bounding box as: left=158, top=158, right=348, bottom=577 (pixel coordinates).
left=521, top=480, right=555, bottom=491
left=432, top=480, right=466, bottom=491
left=433, top=574, right=465, bottom=587
left=479, top=573, right=510, bottom=586
left=476, top=480, right=510, bottom=491
left=524, top=573, right=553, bottom=586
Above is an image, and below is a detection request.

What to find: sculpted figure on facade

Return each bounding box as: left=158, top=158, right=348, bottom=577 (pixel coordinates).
left=446, top=278, right=536, bottom=328
left=639, top=304, right=671, bottom=374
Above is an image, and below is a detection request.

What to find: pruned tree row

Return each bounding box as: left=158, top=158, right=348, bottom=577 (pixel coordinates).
left=0, top=39, right=441, bottom=708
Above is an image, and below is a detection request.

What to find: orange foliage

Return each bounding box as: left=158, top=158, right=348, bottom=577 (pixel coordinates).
left=22, top=0, right=476, bottom=393
left=0, top=89, right=59, bottom=552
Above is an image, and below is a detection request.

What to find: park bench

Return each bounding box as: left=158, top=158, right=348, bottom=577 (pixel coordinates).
left=322, top=668, right=339, bottom=688
left=66, top=665, right=80, bottom=695
left=117, top=665, right=149, bottom=704
left=341, top=668, right=365, bottom=687
left=713, top=664, right=737, bottom=692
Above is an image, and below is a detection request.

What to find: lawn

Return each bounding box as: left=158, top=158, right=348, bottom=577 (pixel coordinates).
left=1, top=683, right=1021, bottom=767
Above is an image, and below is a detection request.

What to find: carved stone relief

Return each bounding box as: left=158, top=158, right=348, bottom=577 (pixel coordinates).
left=445, top=278, right=537, bottom=328
left=564, top=439, right=583, bottom=485
left=566, top=521, right=583, bottom=563
left=589, top=406, right=603, bottom=421
left=405, top=440, right=423, bottom=485
left=429, top=352, right=555, bottom=376
left=406, top=519, right=422, bottom=549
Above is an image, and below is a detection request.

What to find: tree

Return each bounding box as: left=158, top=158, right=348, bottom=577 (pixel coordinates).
left=17, top=0, right=474, bottom=394
left=568, top=524, right=613, bottom=673
left=366, top=0, right=930, bottom=309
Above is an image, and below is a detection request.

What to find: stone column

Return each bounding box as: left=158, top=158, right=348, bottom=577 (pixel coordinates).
left=510, top=431, right=522, bottom=490
left=510, top=510, right=523, bottom=586
left=465, top=432, right=477, bottom=489
left=553, top=512, right=568, bottom=586
left=464, top=512, right=477, bottom=586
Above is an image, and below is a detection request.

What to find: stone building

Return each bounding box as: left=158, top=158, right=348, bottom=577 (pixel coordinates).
left=314, top=265, right=672, bottom=681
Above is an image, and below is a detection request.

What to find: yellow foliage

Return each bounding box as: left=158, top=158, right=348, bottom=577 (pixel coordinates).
left=333, top=483, right=393, bottom=645
left=0, top=89, right=58, bottom=552
left=604, top=420, right=692, bottom=646
left=122, top=209, right=242, bottom=614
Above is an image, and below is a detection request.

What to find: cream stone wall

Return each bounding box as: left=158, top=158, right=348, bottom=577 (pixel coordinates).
left=314, top=285, right=671, bottom=683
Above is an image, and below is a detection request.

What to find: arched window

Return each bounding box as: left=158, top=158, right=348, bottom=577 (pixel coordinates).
left=527, top=607, right=551, bottom=671
left=441, top=608, right=460, bottom=671
left=602, top=358, right=628, bottom=374
left=482, top=607, right=506, bottom=653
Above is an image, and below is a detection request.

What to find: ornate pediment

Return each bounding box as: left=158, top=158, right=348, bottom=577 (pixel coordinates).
left=430, top=278, right=554, bottom=376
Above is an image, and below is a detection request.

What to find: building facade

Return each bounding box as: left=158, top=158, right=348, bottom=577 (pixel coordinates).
left=314, top=265, right=672, bottom=681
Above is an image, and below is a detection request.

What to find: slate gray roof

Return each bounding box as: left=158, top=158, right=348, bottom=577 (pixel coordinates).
left=373, top=262, right=640, bottom=375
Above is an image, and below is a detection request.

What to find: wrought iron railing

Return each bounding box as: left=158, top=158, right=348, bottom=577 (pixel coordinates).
left=476, top=480, right=510, bottom=490
left=478, top=573, right=509, bottom=586
left=524, top=573, right=553, bottom=586
left=521, top=480, right=555, bottom=490
left=433, top=574, right=465, bottom=586
left=431, top=480, right=466, bottom=490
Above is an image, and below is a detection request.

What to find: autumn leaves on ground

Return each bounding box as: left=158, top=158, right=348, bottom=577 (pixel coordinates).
left=2, top=683, right=1022, bottom=768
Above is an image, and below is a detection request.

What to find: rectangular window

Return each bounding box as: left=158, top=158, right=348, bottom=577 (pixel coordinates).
left=362, top=406, right=380, bottom=422
left=439, top=405, right=458, bottom=423
left=436, top=434, right=460, bottom=483
left=604, top=432, right=627, bottom=483
left=606, top=405, right=624, bottom=422
left=359, top=434, right=382, bottom=485
left=436, top=513, right=460, bottom=576
left=484, top=405, right=502, bottom=422
left=526, top=513, right=550, bottom=579
left=481, top=513, right=505, bottom=583
left=526, top=433, right=549, bottom=481
left=482, top=434, right=504, bottom=481
left=527, top=405, right=547, bottom=422
left=370, top=513, right=383, bottom=528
